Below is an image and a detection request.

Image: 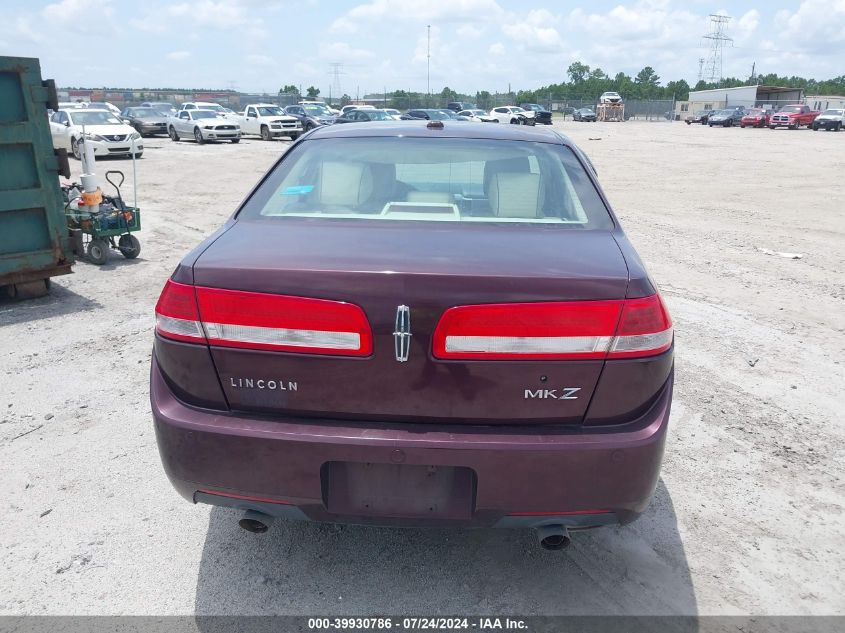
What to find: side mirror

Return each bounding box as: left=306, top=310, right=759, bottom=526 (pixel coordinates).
left=64, top=121, right=70, bottom=127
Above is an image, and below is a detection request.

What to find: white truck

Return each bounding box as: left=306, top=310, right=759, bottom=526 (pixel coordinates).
left=234, top=104, right=303, bottom=141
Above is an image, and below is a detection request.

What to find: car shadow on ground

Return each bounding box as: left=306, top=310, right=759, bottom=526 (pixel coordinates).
left=193, top=479, right=696, bottom=617
left=0, top=281, right=102, bottom=326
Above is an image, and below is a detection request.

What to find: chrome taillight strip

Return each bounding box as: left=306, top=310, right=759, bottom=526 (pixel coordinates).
left=155, top=314, right=204, bottom=340
left=202, top=321, right=361, bottom=351
left=445, top=335, right=614, bottom=355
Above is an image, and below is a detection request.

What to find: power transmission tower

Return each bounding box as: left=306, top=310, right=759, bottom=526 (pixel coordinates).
left=701, top=14, right=732, bottom=84
left=328, top=62, right=345, bottom=103
left=426, top=24, right=431, bottom=105
left=697, top=58, right=705, bottom=82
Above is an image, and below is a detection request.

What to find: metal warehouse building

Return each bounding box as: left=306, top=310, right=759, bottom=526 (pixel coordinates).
left=689, top=85, right=804, bottom=110
left=675, top=85, right=805, bottom=119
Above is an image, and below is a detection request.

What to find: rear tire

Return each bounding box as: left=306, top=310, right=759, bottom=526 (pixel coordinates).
left=194, top=127, right=205, bottom=144
left=118, top=234, right=140, bottom=259
left=231, top=138, right=240, bottom=143
left=168, top=126, right=180, bottom=141
left=86, top=238, right=109, bottom=265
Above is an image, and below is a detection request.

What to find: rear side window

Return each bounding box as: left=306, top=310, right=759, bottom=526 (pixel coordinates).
left=240, top=137, right=613, bottom=229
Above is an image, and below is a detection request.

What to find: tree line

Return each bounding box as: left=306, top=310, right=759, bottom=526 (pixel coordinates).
left=279, top=63, right=845, bottom=108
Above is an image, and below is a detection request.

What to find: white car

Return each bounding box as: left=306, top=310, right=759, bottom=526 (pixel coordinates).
left=489, top=106, right=535, bottom=125
left=812, top=108, right=845, bottom=131
left=167, top=109, right=241, bottom=144
left=599, top=92, right=622, bottom=104
left=383, top=108, right=403, bottom=120
left=49, top=108, right=143, bottom=159
left=459, top=109, right=497, bottom=123
left=178, top=101, right=229, bottom=115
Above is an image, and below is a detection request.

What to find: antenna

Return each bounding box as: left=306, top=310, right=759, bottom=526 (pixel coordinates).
left=701, top=14, right=732, bottom=84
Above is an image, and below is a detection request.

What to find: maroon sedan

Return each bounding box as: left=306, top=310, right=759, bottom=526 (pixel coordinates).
left=151, top=121, right=674, bottom=550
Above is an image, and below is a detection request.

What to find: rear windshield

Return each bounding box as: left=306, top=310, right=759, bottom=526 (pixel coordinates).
left=240, top=137, right=613, bottom=228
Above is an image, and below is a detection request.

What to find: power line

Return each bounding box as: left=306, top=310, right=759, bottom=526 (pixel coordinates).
left=701, top=14, right=733, bottom=84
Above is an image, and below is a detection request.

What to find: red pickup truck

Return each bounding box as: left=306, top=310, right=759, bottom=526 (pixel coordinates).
left=769, top=104, right=820, bottom=129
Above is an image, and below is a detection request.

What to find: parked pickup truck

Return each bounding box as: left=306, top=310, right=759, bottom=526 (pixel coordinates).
left=769, top=104, right=820, bottom=129
left=168, top=109, right=241, bottom=144
left=812, top=108, right=845, bottom=131
left=234, top=104, right=302, bottom=141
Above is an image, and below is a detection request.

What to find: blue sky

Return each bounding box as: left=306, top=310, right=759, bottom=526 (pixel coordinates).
left=1, top=0, right=841, bottom=95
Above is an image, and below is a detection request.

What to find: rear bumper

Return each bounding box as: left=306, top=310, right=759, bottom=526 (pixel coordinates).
left=151, top=357, right=672, bottom=529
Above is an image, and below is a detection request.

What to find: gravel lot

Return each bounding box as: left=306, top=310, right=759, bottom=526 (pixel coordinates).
left=1, top=121, right=843, bottom=616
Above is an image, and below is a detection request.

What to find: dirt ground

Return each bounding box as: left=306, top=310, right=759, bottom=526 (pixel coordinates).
left=1, top=120, right=843, bottom=616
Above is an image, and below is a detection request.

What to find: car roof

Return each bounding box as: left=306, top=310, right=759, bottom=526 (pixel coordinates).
left=306, top=120, right=571, bottom=145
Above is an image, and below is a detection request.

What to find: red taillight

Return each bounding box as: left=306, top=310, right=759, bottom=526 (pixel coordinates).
left=154, top=280, right=204, bottom=343
left=432, top=301, right=622, bottom=360
left=154, top=280, right=372, bottom=357
left=432, top=294, right=672, bottom=361
left=195, top=287, right=372, bottom=356
left=607, top=294, right=673, bottom=359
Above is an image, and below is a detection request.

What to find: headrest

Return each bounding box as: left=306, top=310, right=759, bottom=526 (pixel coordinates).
left=483, top=157, right=531, bottom=189
left=486, top=172, right=542, bottom=218
left=318, top=161, right=374, bottom=208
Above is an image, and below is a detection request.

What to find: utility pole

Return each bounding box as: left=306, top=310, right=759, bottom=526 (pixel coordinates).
left=426, top=24, right=431, bottom=106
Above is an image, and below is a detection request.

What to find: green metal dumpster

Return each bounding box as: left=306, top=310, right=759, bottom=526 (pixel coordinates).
left=0, top=55, right=73, bottom=299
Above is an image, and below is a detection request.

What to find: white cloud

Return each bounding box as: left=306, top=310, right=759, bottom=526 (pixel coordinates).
left=245, top=54, right=273, bottom=65
left=336, top=0, right=504, bottom=28
left=167, top=1, right=249, bottom=28
left=319, top=41, right=374, bottom=60
left=42, top=0, right=113, bottom=21
left=167, top=50, right=191, bottom=61
left=502, top=9, right=563, bottom=53
left=128, top=19, right=168, bottom=34
left=457, top=24, right=484, bottom=39
left=14, top=16, right=45, bottom=43
left=775, top=0, right=845, bottom=52
left=329, top=16, right=357, bottom=34
left=489, top=42, right=505, bottom=55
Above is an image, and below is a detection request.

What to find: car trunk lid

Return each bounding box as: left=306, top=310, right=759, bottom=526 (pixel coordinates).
left=191, top=219, right=631, bottom=424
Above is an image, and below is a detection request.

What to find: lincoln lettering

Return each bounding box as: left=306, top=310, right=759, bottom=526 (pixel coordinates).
left=229, top=377, right=298, bottom=391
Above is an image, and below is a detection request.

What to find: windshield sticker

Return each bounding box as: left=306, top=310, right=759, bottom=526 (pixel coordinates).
left=282, top=185, right=315, bottom=195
